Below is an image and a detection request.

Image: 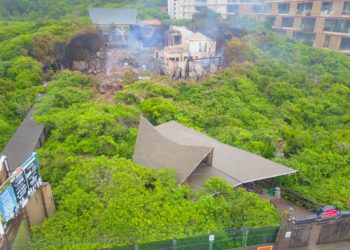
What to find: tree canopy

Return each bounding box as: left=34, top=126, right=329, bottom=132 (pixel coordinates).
left=27, top=71, right=280, bottom=249
left=1, top=3, right=349, bottom=248
left=0, top=19, right=88, bottom=151
left=0, top=0, right=168, bottom=21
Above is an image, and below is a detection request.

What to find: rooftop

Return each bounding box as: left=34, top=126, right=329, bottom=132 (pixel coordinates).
left=143, top=20, right=162, bottom=26
left=89, top=8, right=137, bottom=25
left=133, top=117, right=297, bottom=187
left=1, top=108, right=45, bottom=171
left=170, top=26, right=194, bottom=41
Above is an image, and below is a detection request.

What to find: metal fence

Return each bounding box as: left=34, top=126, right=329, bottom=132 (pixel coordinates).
left=109, top=226, right=279, bottom=250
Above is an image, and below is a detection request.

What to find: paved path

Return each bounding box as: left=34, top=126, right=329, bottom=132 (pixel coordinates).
left=270, top=197, right=313, bottom=218
left=296, top=240, right=350, bottom=249
left=1, top=95, right=45, bottom=170
left=260, top=189, right=313, bottom=218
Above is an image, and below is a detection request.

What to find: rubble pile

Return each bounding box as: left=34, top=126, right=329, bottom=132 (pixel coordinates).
left=84, top=22, right=222, bottom=98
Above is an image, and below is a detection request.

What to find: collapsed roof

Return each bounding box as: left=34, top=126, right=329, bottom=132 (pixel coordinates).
left=133, top=117, right=296, bottom=187
left=89, top=8, right=137, bottom=25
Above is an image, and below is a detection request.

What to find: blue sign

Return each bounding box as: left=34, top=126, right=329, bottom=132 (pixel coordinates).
left=0, top=152, right=43, bottom=234
left=0, top=184, right=18, bottom=224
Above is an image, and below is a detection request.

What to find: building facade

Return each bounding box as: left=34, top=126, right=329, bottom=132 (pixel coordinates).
left=168, top=0, right=350, bottom=54
left=156, top=26, right=217, bottom=78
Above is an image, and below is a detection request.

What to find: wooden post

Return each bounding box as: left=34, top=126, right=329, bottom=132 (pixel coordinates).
left=274, top=208, right=296, bottom=250
left=23, top=208, right=30, bottom=229
left=39, top=186, right=49, bottom=219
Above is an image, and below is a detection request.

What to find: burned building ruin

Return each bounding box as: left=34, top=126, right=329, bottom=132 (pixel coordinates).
left=86, top=8, right=221, bottom=89
left=89, top=8, right=137, bottom=48
left=156, top=26, right=221, bottom=79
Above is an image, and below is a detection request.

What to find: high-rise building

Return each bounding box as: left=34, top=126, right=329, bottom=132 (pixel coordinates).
left=168, top=0, right=350, bottom=54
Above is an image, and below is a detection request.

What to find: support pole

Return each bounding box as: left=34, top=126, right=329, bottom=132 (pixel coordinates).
left=172, top=238, right=177, bottom=250
left=242, top=228, right=249, bottom=247
left=274, top=207, right=296, bottom=250
left=209, top=233, right=214, bottom=250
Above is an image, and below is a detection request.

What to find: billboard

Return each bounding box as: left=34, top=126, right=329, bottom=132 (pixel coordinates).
left=0, top=156, right=9, bottom=185
left=11, top=170, right=29, bottom=207
left=0, top=153, right=42, bottom=235
left=0, top=182, right=19, bottom=231
left=22, top=153, right=42, bottom=197
left=10, top=153, right=42, bottom=208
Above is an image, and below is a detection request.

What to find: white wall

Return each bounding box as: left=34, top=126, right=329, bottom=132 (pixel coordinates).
left=188, top=40, right=216, bottom=58
left=168, top=0, right=259, bottom=20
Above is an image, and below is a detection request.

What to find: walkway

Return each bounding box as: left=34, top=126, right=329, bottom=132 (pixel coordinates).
left=1, top=99, right=45, bottom=171
left=296, top=240, right=350, bottom=249
left=260, top=189, right=313, bottom=218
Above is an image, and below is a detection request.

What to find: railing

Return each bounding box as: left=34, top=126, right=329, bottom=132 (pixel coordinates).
left=248, top=179, right=325, bottom=213
left=281, top=188, right=324, bottom=213
left=111, top=226, right=280, bottom=250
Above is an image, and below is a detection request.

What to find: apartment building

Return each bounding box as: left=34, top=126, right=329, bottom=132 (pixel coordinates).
left=168, top=0, right=350, bottom=54
left=168, top=0, right=268, bottom=20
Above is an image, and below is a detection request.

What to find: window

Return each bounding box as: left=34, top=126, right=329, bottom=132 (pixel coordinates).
left=266, top=4, right=272, bottom=14
left=252, top=5, right=266, bottom=13
left=251, top=4, right=271, bottom=14
left=266, top=16, right=276, bottom=26
left=340, top=37, right=350, bottom=50
left=321, top=2, right=333, bottom=15
left=297, top=2, right=313, bottom=16
left=323, top=35, right=331, bottom=48
left=195, top=0, right=207, bottom=4
left=293, top=32, right=315, bottom=46
left=343, top=2, right=350, bottom=14
left=228, top=0, right=254, bottom=2
left=282, top=17, right=294, bottom=27
left=278, top=3, right=290, bottom=14
left=227, top=5, right=239, bottom=13
left=301, top=18, right=316, bottom=32
left=195, top=6, right=207, bottom=12
left=276, top=29, right=286, bottom=36
left=324, top=19, right=350, bottom=33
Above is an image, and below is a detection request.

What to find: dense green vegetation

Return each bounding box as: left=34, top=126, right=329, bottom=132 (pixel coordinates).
left=27, top=71, right=280, bottom=249
left=0, top=0, right=168, bottom=21
left=1, top=1, right=349, bottom=249
left=0, top=19, right=88, bottom=151
left=29, top=32, right=350, bottom=247
left=115, top=34, right=350, bottom=209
